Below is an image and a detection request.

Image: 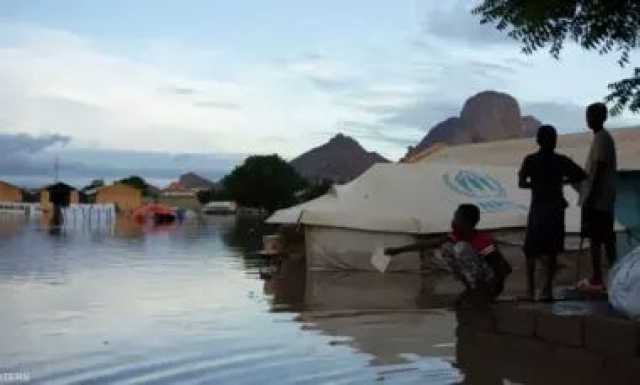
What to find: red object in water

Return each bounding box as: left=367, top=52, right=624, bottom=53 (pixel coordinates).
left=132, top=203, right=176, bottom=224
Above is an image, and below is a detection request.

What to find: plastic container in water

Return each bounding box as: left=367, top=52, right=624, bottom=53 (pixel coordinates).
left=260, top=235, right=284, bottom=256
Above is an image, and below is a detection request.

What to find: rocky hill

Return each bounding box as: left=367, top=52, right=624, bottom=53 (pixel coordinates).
left=179, top=172, right=216, bottom=190
left=521, top=115, right=542, bottom=137
left=291, top=133, right=390, bottom=183
left=404, top=91, right=541, bottom=160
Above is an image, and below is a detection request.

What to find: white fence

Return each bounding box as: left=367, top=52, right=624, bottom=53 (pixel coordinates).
left=0, top=202, right=116, bottom=228
left=60, top=204, right=116, bottom=227
left=0, top=202, right=35, bottom=216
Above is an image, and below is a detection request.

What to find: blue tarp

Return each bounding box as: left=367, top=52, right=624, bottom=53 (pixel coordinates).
left=616, top=171, right=640, bottom=256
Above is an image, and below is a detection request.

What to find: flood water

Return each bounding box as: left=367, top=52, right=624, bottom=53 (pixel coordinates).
left=0, top=214, right=472, bottom=384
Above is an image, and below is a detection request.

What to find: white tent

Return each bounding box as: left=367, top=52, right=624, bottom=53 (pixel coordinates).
left=410, top=126, right=640, bottom=256
left=406, top=126, right=640, bottom=170
left=268, top=162, right=585, bottom=271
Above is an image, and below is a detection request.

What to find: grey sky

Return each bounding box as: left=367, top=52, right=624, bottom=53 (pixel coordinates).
left=0, top=0, right=638, bottom=183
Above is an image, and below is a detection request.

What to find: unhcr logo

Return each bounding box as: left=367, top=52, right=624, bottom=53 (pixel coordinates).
left=443, top=170, right=526, bottom=213
left=443, top=170, right=506, bottom=199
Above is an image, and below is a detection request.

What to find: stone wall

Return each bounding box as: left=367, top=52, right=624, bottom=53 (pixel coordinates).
left=456, top=302, right=640, bottom=385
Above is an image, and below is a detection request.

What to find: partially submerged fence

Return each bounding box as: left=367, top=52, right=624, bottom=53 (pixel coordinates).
left=0, top=202, right=116, bottom=229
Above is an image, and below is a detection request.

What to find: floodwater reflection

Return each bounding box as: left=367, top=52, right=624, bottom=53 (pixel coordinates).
left=0, top=213, right=586, bottom=384
left=262, top=258, right=465, bottom=371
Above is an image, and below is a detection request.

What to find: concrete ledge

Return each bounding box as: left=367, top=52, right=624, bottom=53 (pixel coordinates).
left=474, top=331, right=553, bottom=357
left=458, top=302, right=640, bottom=384
left=585, top=315, right=639, bottom=357
left=536, top=311, right=584, bottom=347
left=551, top=346, right=604, bottom=385
left=494, top=304, right=537, bottom=337
left=474, top=332, right=554, bottom=382
left=598, top=357, right=640, bottom=385
left=456, top=308, right=495, bottom=332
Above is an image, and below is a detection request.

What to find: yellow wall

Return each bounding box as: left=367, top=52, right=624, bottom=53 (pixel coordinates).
left=40, top=190, right=50, bottom=211
left=96, top=184, right=142, bottom=212
left=0, top=181, right=22, bottom=202
left=70, top=191, right=79, bottom=204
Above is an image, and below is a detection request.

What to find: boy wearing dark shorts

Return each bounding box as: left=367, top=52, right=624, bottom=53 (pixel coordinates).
left=578, top=103, right=617, bottom=292
left=519, top=125, right=586, bottom=301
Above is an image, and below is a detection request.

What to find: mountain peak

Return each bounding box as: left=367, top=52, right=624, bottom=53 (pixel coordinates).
left=404, top=90, right=540, bottom=160
left=291, top=134, right=389, bottom=183
left=179, top=172, right=215, bottom=189
left=327, top=133, right=361, bottom=147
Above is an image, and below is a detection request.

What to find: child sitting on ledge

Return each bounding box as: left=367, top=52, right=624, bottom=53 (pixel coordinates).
left=385, top=204, right=512, bottom=302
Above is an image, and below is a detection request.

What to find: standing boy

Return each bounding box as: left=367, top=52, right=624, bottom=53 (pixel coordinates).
left=579, top=103, right=618, bottom=291
left=519, top=125, right=586, bottom=301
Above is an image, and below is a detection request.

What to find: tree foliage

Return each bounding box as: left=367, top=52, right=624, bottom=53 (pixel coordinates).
left=221, top=155, right=307, bottom=213
left=81, top=179, right=104, bottom=193
left=297, top=179, right=333, bottom=203
left=118, top=175, right=153, bottom=196
left=473, top=0, right=640, bottom=114
left=196, top=187, right=232, bottom=205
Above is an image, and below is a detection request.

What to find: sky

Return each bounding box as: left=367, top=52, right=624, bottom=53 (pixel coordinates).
left=1, top=1, right=639, bottom=187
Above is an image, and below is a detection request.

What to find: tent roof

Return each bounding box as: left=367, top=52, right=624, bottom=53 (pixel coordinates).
left=268, top=163, right=584, bottom=235
left=269, top=127, right=638, bottom=235
left=411, top=126, right=640, bottom=170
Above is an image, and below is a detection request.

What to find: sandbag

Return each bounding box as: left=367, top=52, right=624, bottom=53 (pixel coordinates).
left=608, top=246, right=640, bottom=319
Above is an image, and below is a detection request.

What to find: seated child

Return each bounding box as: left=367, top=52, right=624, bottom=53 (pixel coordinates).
left=385, top=204, right=511, bottom=300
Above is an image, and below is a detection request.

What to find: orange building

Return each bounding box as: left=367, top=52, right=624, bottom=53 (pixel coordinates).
left=0, top=181, right=22, bottom=202
left=96, top=183, right=143, bottom=213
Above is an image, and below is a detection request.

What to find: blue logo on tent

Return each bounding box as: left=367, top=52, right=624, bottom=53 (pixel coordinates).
left=443, top=170, right=526, bottom=213
left=443, top=170, right=506, bottom=199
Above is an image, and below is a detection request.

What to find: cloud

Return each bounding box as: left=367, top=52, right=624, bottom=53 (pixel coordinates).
left=0, top=131, right=244, bottom=186
left=339, top=120, right=418, bottom=147
left=169, top=87, right=197, bottom=95
left=280, top=52, right=361, bottom=92
left=522, top=102, right=585, bottom=132
left=421, top=1, right=512, bottom=45
left=0, top=23, right=257, bottom=154
left=307, top=77, right=360, bottom=92
left=0, top=132, right=70, bottom=178
left=0, top=132, right=70, bottom=154
left=0, top=24, right=372, bottom=158
left=2, top=14, right=637, bottom=166
left=348, top=57, right=520, bottom=132
left=377, top=99, right=460, bottom=130
left=467, top=60, right=517, bottom=76
left=192, top=101, right=241, bottom=110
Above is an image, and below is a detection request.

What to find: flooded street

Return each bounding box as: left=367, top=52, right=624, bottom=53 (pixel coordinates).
left=2, top=0, right=640, bottom=382
left=0, top=215, right=465, bottom=384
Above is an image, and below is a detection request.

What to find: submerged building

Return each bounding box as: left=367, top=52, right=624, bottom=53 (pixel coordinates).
left=96, top=184, right=143, bottom=213
left=0, top=181, right=23, bottom=203
left=40, top=182, right=79, bottom=211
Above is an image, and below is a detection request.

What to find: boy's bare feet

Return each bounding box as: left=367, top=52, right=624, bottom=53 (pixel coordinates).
left=576, top=278, right=606, bottom=293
